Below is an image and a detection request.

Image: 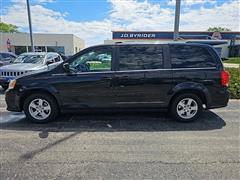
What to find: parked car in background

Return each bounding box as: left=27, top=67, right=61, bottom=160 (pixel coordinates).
left=58, top=53, right=69, bottom=61
left=0, top=52, right=63, bottom=90
left=0, top=52, right=17, bottom=67
left=5, top=43, right=229, bottom=123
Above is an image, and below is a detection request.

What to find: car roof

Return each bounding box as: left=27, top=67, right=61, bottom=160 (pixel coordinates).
left=19, top=52, right=60, bottom=56
left=20, top=52, right=47, bottom=56
left=86, top=42, right=212, bottom=49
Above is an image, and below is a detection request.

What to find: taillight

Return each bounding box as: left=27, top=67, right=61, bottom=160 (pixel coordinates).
left=221, top=70, right=230, bottom=87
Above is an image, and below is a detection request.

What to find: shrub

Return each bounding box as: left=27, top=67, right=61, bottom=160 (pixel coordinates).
left=225, top=67, right=240, bottom=99
left=224, top=57, right=240, bottom=64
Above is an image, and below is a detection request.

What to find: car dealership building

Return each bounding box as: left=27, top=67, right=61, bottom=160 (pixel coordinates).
left=0, top=32, right=85, bottom=56
left=105, top=31, right=240, bottom=58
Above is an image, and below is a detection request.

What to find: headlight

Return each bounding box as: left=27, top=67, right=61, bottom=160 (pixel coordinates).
left=8, top=79, right=16, bottom=89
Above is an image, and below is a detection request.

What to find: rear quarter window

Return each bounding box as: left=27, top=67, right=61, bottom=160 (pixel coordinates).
left=170, top=45, right=216, bottom=68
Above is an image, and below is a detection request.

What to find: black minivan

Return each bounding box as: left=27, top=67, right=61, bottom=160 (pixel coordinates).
left=5, top=43, right=229, bottom=123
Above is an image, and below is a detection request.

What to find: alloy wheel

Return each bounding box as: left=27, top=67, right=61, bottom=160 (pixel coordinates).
left=176, top=98, right=198, bottom=119
left=28, top=98, right=51, bottom=120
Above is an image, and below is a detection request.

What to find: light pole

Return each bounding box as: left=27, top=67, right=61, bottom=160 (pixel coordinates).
left=174, top=0, right=181, bottom=41
left=26, top=0, right=34, bottom=52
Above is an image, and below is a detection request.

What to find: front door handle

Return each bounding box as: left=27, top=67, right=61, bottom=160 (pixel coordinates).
left=117, top=75, right=129, bottom=80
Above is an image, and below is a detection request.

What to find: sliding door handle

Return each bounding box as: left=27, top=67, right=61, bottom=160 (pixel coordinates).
left=102, top=76, right=112, bottom=80
left=117, top=75, right=129, bottom=79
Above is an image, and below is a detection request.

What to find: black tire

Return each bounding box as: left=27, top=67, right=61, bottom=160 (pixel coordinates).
left=23, top=93, right=59, bottom=123
left=170, top=93, right=203, bottom=122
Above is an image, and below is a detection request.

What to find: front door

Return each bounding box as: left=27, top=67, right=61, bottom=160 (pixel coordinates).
left=52, top=46, right=115, bottom=109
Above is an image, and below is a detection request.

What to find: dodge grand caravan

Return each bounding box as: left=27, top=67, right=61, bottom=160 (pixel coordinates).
left=5, top=43, right=229, bottom=123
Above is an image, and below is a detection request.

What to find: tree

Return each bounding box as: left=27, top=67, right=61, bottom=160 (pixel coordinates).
left=0, top=21, right=19, bottom=33
left=207, top=27, right=231, bottom=32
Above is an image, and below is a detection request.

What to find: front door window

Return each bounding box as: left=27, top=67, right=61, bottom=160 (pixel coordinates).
left=69, top=49, right=112, bottom=73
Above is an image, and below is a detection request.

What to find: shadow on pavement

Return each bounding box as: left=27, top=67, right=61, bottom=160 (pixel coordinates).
left=0, top=110, right=226, bottom=132
left=18, top=132, right=79, bottom=161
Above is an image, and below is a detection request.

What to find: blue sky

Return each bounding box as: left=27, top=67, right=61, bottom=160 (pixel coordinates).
left=2, top=0, right=229, bottom=21
left=1, top=0, right=239, bottom=46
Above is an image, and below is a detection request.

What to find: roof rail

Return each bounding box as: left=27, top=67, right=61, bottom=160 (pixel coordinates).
left=114, top=41, right=172, bottom=45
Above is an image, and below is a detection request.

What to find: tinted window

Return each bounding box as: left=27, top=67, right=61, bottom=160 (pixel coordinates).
left=119, top=45, right=163, bottom=70
left=46, top=54, right=54, bottom=61
left=170, top=45, right=216, bottom=68
left=69, top=48, right=112, bottom=72
left=54, top=55, right=61, bottom=62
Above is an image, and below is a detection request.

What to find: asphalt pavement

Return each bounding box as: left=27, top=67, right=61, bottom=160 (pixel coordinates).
left=0, top=89, right=239, bottom=179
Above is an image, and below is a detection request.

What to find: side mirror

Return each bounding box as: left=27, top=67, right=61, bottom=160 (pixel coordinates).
left=63, top=63, right=70, bottom=73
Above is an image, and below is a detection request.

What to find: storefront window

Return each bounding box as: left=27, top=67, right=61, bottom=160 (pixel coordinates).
left=14, top=46, right=27, bottom=55
left=35, top=46, right=46, bottom=52
left=47, top=46, right=65, bottom=54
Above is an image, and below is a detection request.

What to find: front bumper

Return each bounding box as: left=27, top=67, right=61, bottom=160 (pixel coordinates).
left=5, top=89, right=22, bottom=112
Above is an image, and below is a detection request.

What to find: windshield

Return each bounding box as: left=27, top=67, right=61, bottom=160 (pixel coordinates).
left=0, top=53, right=11, bottom=61
left=13, top=54, right=45, bottom=64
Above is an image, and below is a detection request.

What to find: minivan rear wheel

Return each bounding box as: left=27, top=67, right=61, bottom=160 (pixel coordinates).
left=170, top=93, right=203, bottom=122
left=23, top=93, right=59, bottom=123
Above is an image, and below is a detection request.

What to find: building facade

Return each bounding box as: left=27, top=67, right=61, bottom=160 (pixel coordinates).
left=105, top=31, right=240, bottom=58
left=0, top=33, right=85, bottom=56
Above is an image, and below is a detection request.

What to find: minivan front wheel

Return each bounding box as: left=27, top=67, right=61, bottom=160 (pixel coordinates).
left=23, top=93, right=59, bottom=123
left=170, top=94, right=203, bottom=122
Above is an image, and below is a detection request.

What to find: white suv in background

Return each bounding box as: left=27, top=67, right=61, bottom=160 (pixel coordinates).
left=0, top=52, right=63, bottom=90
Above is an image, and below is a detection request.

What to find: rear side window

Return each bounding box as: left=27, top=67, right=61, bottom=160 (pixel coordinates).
left=170, top=45, right=216, bottom=68
left=119, top=45, right=163, bottom=70
left=54, top=55, right=61, bottom=62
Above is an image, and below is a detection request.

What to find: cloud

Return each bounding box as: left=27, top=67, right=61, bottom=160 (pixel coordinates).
left=168, top=0, right=217, bottom=6
left=180, top=0, right=240, bottom=31
left=37, top=0, right=55, bottom=2
left=1, top=0, right=240, bottom=46
left=109, top=0, right=174, bottom=30
left=2, top=1, right=117, bottom=46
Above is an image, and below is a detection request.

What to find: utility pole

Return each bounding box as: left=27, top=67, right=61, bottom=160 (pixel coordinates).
left=174, top=0, right=181, bottom=41
left=26, top=0, right=34, bottom=52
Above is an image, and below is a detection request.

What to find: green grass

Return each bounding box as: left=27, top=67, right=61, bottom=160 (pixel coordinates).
left=224, top=57, right=240, bottom=64
left=89, top=61, right=111, bottom=71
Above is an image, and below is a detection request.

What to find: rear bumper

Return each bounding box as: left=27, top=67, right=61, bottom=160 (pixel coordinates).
left=207, top=88, right=229, bottom=109
left=5, top=89, right=22, bottom=112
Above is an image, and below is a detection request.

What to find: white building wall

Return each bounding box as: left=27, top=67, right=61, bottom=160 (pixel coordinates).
left=73, top=35, right=85, bottom=54
left=0, top=33, right=84, bottom=55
